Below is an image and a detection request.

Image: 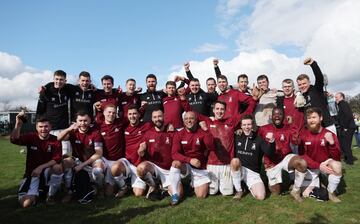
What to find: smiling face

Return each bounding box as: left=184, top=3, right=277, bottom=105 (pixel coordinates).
left=36, top=121, right=51, bottom=139
left=217, top=78, right=228, bottom=92
left=213, top=102, right=226, bottom=120
left=241, top=118, right=253, bottom=135
left=238, top=77, right=248, bottom=92
left=206, top=79, right=216, bottom=93
left=257, top=78, right=269, bottom=91
left=146, top=77, right=157, bottom=92
left=297, top=78, right=310, bottom=93
left=78, top=75, right=91, bottom=90
left=76, top=114, right=91, bottom=133
left=166, top=84, right=176, bottom=96
left=183, top=111, right=197, bottom=131
left=126, top=80, right=136, bottom=94
left=282, top=81, right=294, bottom=97
left=53, top=75, right=66, bottom=89
left=103, top=106, right=117, bottom=124
left=272, top=108, right=284, bottom=127
left=102, top=79, right=113, bottom=93
left=306, top=112, right=322, bottom=133
left=152, top=110, right=164, bottom=129
left=127, top=108, right=140, bottom=126
left=189, top=80, right=200, bottom=94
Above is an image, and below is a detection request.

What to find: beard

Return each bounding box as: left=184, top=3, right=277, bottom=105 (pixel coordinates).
left=153, top=120, right=163, bottom=129
left=308, top=123, right=321, bottom=133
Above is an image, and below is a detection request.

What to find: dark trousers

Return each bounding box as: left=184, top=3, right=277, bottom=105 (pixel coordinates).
left=339, top=128, right=355, bottom=164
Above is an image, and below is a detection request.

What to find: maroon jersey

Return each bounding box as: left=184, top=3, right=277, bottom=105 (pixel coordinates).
left=217, top=89, right=256, bottom=118
left=69, top=126, right=103, bottom=162
left=11, top=133, right=62, bottom=176
left=283, top=95, right=305, bottom=138
left=259, top=124, right=293, bottom=169
left=119, top=92, right=140, bottom=119
left=142, top=128, right=174, bottom=170
left=95, top=90, right=120, bottom=113
left=163, top=96, right=190, bottom=129
left=172, top=127, right=215, bottom=169
left=124, top=122, right=152, bottom=166
left=202, top=115, right=240, bottom=165
left=299, top=128, right=341, bottom=169
left=95, top=115, right=125, bottom=161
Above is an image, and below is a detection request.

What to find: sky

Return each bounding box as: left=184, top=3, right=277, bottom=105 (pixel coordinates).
left=0, top=0, right=359, bottom=110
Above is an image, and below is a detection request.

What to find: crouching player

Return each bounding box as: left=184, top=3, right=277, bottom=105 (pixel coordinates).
left=10, top=112, right=62, bottom=207
left=58, top=111, right=105, bottom=203
left=169, top=111, right=215, bottom=205
left=136, top=109, right=178, bottom=199
left=95, top=104, right=128, bottom=198
left=299, top=107, right=342, bottom=203
left=259, top=108, right=307, bottom=202
left=230, top=115, right=275, bottom=200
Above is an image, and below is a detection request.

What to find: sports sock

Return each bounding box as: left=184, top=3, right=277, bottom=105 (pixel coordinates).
left=293, top=170, right=306, bottom=191
left=231, top=170, right=242, bottom=192
left=328, top=174, right=341, bottom=193
left=169, top=167, right=181, bottom=195
left=48, top=174, right=63, bottom=196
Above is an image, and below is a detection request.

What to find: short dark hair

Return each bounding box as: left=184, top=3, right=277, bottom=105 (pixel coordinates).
left=54, top=70, right=66, bottom=78
left=297, top=74, right=310, bottom=81
left=212, top=101, right=227, bottom=110
left=166, top=81, right=176, bottom=87
left=217, top=75, right=228, bottom=82
left=76, top=110, right=91, bottom=119
left=237, top=74, right=248, bottom=82
left=79, top=71, right=90, bottom=78
left=146, top=74, right=157, bottom=81
left=126, top=78, right=136, bottom=84
left=152, top=108, right=163, bottom=115
left=305, top=107, right=322, bottom=118
left=241, top=114, right=254, bottom=123
left=127, top=104, right=139, bottom=111
left=36, top=116, right=50, bottom=124
left=337, top=92, right=345, bottom=99
left=206, top=77, right=216, bottom=83
left=101, top=75, right=114, bottom=84
left=257, top=74, right=268, bottom=82
left=189, top=78, right=200, bottom=83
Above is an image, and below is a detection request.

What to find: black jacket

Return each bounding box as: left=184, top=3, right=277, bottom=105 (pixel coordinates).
left=140, top=90, right=166, bottom=122
left=337, top=100, right=356, bottom=130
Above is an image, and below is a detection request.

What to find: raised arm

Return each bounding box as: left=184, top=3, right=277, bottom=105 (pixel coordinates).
left=213, top=59, right=222, bottom=78
left=304, top=57, right=324, bottom=92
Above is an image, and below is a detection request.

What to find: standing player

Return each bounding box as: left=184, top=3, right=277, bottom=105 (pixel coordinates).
left=200, top=101, right=241, bottom=196
left=136, top=109, right=178, bottom=199
left=140, top=74, right=166, bottom=122
left=335, top=92, right=356, bottom=165
left=299, top=107, right=342, bottom=202
left=10, top=112, right=62, bottom=207
left=169, top=111, right=215, bottom=205
left=231, top=115, right=275, bottom=200
left=118, top=78, right=141, bottom=120
left=258, top=108, right=307, bottom=202
left=297, top=58, right=335, bottom=134
left=94, top=75, right=121, bottom=116
left=58, top=111, right=105, bottom=202
left=217, top=75, right=256, bottom=118
left=36, top=70, right=72, bottom=155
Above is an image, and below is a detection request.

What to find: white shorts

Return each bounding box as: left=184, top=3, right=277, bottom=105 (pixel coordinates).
left=50, top=129, right=72, bottom=156
left=74, top=158, right=105, bottom=182
left=265, top=154, right=296, bottom=186
left=149, top=162, right=171, bottom=189
left=301, top=169, right=320, bottom=188
left=121, top=158, right=147, bottom=190
left=185, top=164, right=211, bottom=188
left=18, top=168, right=51, bottom=201
left=241, top=167, right=263, bottom=190
left=207, top=164, right=233, bottom=195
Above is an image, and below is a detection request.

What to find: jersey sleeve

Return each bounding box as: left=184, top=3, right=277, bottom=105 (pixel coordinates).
left=52, top=140, right=63, bottom=163
left=238, top=91, right=256, bottom=116
left=10, top=133, right=33, bottom=146
left=328, top=133, right=341, bottom=161
left=171, top=132, right=191, bottom=163
left=310, top=61, right=324, bottom=92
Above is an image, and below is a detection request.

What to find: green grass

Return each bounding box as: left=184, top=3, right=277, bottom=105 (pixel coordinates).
left=1, top=136, right=360, bottom=224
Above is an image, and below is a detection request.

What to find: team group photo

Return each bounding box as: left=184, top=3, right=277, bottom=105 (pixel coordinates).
left=1, top=1, right=360, bottom=224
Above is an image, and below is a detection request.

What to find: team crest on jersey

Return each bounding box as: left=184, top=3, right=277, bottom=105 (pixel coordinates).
left=165, top=137, right=170, bottom=144
left=101, top=132, right=106, bottom=136
left=149, top=139, right=155, bottom=143
left=89, top=139, right=93, bottom=145
left=251, top=143, right=256, bottom=150
left=115, top=128, right=119, bottom=132
left=31, top=146, right=38, bottom=150
left=51, top=97, right=55, bottom=101
left=76, top=92, right=80, bottom=95
left=229, top=97, right=232, bottom=102
left=280, top=134, right=285, bottom=141
left=199, top=96, right=203, bottom=100
left=320, top=139, right=325, bottom=146
left=47, top=145, right=52, bottom=152
left=196, top=138, right=200, bottom=145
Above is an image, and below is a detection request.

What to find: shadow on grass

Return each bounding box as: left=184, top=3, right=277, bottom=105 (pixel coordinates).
left=296, top=213, right=330, bottom=224
left=84, top=203, right=169, bottom=224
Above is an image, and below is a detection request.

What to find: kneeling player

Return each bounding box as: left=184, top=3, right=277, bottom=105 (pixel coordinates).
left=169, top=111, right=215, bottom=205
left=230, top=115, right=275, bottom=200
left=259, top=108, right=307, bottom=202
left=136, top=109, right=180, bottom=199
left=299, top=107, right=342, bottom=203
left=10, top=112, right=63, bottom=207
left=58, top=111, right=105, bottom=203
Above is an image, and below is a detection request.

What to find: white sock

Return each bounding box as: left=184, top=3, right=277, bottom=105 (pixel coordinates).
left=48, top=174, right=63, bottom=196
left=231, top=170, right=242, bottom=192
left=328, top=174, right=341, bottom=193
left=92, top=167, right=104, bottom=187
left=64, top=169, right=73, bottom=189
left=169, top=167, right=181, bottom=195
left=144, top=172, right=156, bottom=187
left=294, top=170, right=306, bottom=191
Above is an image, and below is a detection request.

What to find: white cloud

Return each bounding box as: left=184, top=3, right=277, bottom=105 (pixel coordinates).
left=193, top=43, right=228, bottom=53
left=0, top=51, right=76, bottom=111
